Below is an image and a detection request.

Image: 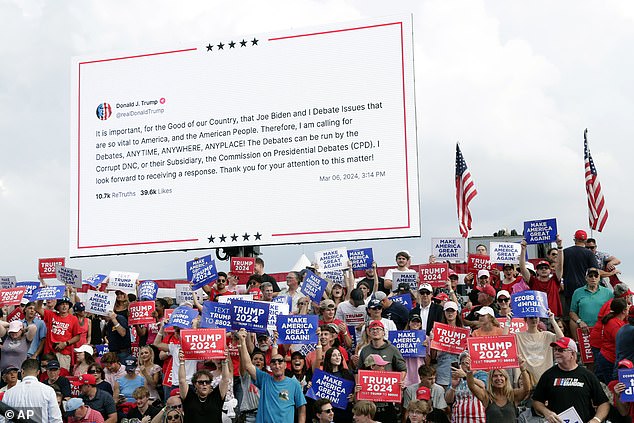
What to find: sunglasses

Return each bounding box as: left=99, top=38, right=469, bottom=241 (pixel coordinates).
left=87, top=370, right=99, bottom=374
left=167, top=414, right=181, bottom=421
left=498, top=298, right=510, bottom=303
left=420, top=291, right=431, bottom=295
left=196, top=379, right=211, bottom=385
left=587, top=273, right=600, bottom=278
left=586, top=246, right=596, bottom=250
left=270, top=358, right=285, bottom=364
left=169, top=404, right=183, bottom=409
left=321, top=408, right=334, bottom=413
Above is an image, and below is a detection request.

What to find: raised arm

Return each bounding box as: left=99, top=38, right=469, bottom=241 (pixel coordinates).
left=554, top=235, right=564, bottom=281
left=464, top=356, right=489, bottom=407
left=237, top=329, right=257, bottom=381
left=519, top=240, right=531, bottom=283
left=218, top=350, right=232, bottom=400
left=178, top=348, right=189, bottom=399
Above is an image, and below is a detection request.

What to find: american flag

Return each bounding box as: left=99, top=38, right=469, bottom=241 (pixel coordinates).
left=584, top=129, right=608, bottom=232
left=455, top=144, right=477, bottom=238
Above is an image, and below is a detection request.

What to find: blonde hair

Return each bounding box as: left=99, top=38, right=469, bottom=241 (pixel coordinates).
left=352, top=400, right=376, bottom=418
left=486, top=369, right=514, bottom=403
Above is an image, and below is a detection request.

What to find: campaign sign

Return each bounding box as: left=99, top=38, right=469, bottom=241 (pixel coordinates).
left=267, top=302, right=290, bottom=333
left=85, top=290, right=116, bottom=316
left=186, top=255, right=212, bottom=281
left=83, top=274, right=107, bottom=289
left=467, top=335, right=519, bottom=370
left=0, top=276, right=16, bottom=290
left=300, top=270, right=327, bottom=303
left=557, top=406, right=583, bottom=423
left=272, top=295, right=293, bottom=310
left=576, top=328, right=594, bottom=364
left=218, top=294, right=254, bottom=305
left=128, top=301, right=156, bottom=325
left=165, top=306, right=198, bottom=329
left=55, top=265, right=82, bottom=288
left=230, top=257, right=255, bottom=275
left=490, top=242, right=521, bottom=265
left=496, top=318, right=528, bottom=334
left=315, top=247, right=349, bottom=271
left=0, top=287, right=27, bottom=306
left=511, top=290, right=548, bottom=318
left=190, top=260, right=218, bottom=290
left=467, top=254, right=491, bottom=274
left=16, top=281, right=40, bottom=300
left=230, top=300, right=269, bottom=333
left=419, top=263, right=449, bottom=288
left=618, top=369, right=634, bottom=402
left=137, top=280, right=159, bottom=300
left=107, top=271, right=139, bottom=293
left=432, top=237, right=466, bottom=262
left=162, top=361, right=174, bottom=387
left=95, top=344, right=109, bottom=357
left=391, top=271, right=418, bottom=291
left=388, top=330, right=426, bottom=357
left=357, top=370, right=402, bottom=402
left=298, top=342, right=317, bottom=357
left=323, top=270, right=345, bottom=286
left=306, top=369, right=355, bottom=409
left=38, top=258, right=65, bottom=279
left=348, top=248, right=373, bottom=271
left=524, top=218, right=557, bottom=245
left=32, top=285, right=66, bottom=301
left=430, top=322, right=470, bottom=355
left=181, top=328, right=226, bottom=360
left=175, top=283, right=194, bottom=304
left=391, top=293, right=413, bottom=310
left=277, top=315, right=319, bottom=344
left=201, top=301, right=232, bottom=330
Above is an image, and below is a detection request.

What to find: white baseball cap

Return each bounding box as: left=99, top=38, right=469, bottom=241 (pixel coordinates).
left=496, top=290, right=511, bottom=300
left=475, top=306, right=495, bottom=318
left=477, top=269, right=490, bottom=279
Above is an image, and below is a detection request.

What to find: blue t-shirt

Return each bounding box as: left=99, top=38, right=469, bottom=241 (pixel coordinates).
left=254, top=368, right=306, bottom=423
left=23, top=318, right=46, bottom=357
left=117, top=374, right=145, bottom=402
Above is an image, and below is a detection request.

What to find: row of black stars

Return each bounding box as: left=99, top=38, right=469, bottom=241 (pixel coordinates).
left=208, top=232, right=262, bottom=243
left=206, top=38, right=259, bottom=51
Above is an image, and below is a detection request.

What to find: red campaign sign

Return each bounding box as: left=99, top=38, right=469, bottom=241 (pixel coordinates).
left=230, top=257, right=255, bottom=275
left=357, top=370, right=402, bottom=403
left=67, top=377, right=81, bottom=397
left=419, top=263, right=449, bottom=288
left=163, top=309, right=175, bottom=334
left=577, top=327, right=594, bottom=364
left=0, top=287, right=27, bottom=306
left=467, top=254, right=491, bottom=275
left=510, top=319, right=527, bottom=334
left=430, top=322, right=470, bottom=355
left=467, top=335, right=519, bottom=370
left=128, top=301, right=156, bottom=325
left=38, top=257, right=65, bottom=279
left=180, top=328, right=226, bottom=360
left=163, top=360, right=173, bottom=387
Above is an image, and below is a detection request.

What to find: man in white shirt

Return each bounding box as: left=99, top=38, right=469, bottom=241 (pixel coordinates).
left=1, top=359, right=62, bottom=423
left=384, top=250, right=412, bottom=291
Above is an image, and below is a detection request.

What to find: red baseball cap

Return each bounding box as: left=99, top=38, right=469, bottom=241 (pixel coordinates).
left=416, top=386, right=431, bottom=401
left=550, top=337, right=578, bottom=353
left=434, top=292, right=449, bottom=301
left=618, top=359, right=634, bottom=369
left=71, top=374, right=96, bottom=386
left=574, top=230, right=588, bottom=241
left=448, top=269, right=458, bottom=278
left=536, top=260, right=550, bottom=268
left=477, top=284, right=496, bottom=298
left=368, top=320, right=385, bottom=330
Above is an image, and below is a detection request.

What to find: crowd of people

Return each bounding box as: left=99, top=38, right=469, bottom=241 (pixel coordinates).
left=0, top=231, right=631, bottom=423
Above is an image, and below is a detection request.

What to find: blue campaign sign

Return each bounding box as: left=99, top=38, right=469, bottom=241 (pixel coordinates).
left=83, top=274, right=107, bottom=289
left=201, top=301, right=232, bottom=330
left=388, top=330, right=426, bottom=357
left=165, top=306, right=199, bottom=329
left=619, top=369, right=634, bottom=402
left=306, top=369, right=355, bottom=409
left=32, top=286, right=65, bottom=301
left=186, top=255, right=212, bottom=281
left=300, top=270, right=327, bottom=303
left=272, top=295, right=293, bottom=309
left=391, top=293, right=413, bottom=310
left=95, top=344, right=109, bottom=357
left=137, top=280, right=159, bottom=300
left=349, top=248, right=373, bottom=271
left=277, top=315, right=319, bottom=344
left=511, top=290, right=548, bottom=318
left=16, top=281, right=40, bottom=300
left=347, top=325, right=357, bottom=351
left=191, top=260, right=219, bottom=290
left=523, top=218, right=557, bottom=245
left=230, top=300, right=269, bottom=333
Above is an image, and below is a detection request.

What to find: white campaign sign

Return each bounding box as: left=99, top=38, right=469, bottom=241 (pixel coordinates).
left=490, top=242, right=522, bottom=264
left=70, top=16, right=419, bottom=257
left=56, top=265, right=83, bottom=289
left=315, top=247, right=348, bottom=271
left=175, top=283, right=204, bottom=305
left=85, top=291, right=117, bottom=316
left=431, top=237, right=466, bottom=262
left=107, top=271, right=139, bottom=293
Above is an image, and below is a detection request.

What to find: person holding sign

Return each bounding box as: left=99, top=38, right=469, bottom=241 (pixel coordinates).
left=0, top=320, right=37, bottom=371
left=520, top=238, right=564, bottom=317
left=36, top=296, right=81, bottom=371
left=462, top=355, right=530, bottom=421
left=237, top=328, right=306, bottom=423
left=532, top=337, right=609, bottom=423
left=471, top=307, right=506, bottom=337
left=178, top=347, right=231, bottom=423
left=514, top=309, right=564, bottom=381
left=433, top=301, right=467, bottom=388
left=609, top=359, right=634, bottom=418
left=595, top=298, right=629, bottom=384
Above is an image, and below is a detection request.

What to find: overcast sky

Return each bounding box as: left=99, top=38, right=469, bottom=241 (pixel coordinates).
left=1, top=0, right=631, bottom=283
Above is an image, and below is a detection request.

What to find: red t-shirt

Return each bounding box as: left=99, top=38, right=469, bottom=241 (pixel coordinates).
left=589, top=300, right=613, bottom=349
left=529, top=275, right=562, bottom=317
left=43, top=309, right=80, bottom=355
left=600, top=317, right=626, bottom=363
